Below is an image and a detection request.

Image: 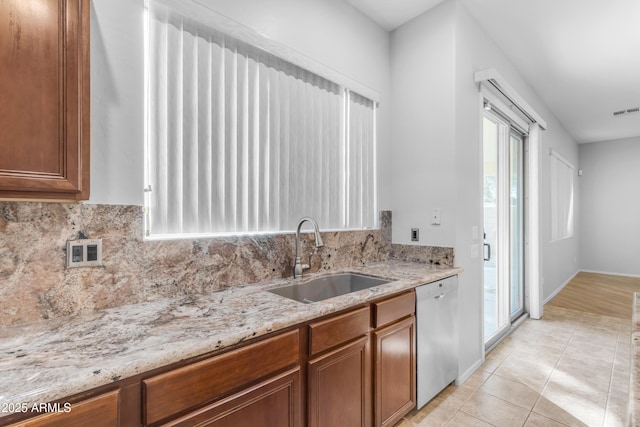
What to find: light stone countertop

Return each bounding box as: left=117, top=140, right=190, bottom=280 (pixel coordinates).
left=0, top=261, right=461, bottom=417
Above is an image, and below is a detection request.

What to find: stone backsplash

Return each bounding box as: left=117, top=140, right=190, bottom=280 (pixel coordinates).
left=390, top=244, right=454, bottom=267
left=0, top=204, right=453, bottom=326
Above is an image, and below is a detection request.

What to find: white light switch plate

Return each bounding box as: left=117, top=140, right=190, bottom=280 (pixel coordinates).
left=431, top=208, right=441, bottom=225
left=471, top=244, right=479, bottom=259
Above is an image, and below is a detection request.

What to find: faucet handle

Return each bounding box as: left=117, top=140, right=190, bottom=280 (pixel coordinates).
left=300, top=253, right=313, bottom=273
left=293, top=256, right=311, bottom=278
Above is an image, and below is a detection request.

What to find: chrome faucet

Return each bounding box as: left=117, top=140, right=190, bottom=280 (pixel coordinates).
left=294, top=217, right=324, bottom=279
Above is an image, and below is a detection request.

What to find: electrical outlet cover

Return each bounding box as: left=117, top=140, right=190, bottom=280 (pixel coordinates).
left=66, top=239, right=102, bottom=268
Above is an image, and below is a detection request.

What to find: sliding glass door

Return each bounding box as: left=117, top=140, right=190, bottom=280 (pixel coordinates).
left=483, top=110, right=525, bottom=348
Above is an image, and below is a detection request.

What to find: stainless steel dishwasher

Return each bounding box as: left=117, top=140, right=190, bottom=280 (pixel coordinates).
left=415, top=275, right=459, bottom=408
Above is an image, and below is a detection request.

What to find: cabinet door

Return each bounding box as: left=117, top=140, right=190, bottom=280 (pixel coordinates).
left=373, top=316, right=416, bottom=427
left=162, top=368, right=301, bottom=427
left=8, top=390, right=119, bottom=427
left=308, top=335, right=371, bottom=427
left=0, top=0, right=90, bottom=200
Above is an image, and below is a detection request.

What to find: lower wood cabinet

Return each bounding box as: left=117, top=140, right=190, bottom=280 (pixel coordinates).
left=307, top=306, right=371, bottom=427
left=7, top=390, right=119, bottom=427
left=372, top=316, right=416, bottom=427
left=162, top=368, right=301, bottom=427
left=372, top=291, right=416, bottom=427
left=143, top=330, right=300, bottom=426
left=308, top=336, right=371, bottom=427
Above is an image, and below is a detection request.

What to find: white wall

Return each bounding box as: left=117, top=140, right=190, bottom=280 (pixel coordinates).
left=90, top=0, right=145, bottom=205
left=453, top=0, right=579, bottom=372
left=452, top=2, right=580, bottom=303
left=389, top=0, right=457, bottom=248
left=390, top=0, right=581, bottom=380
left=89, top=0, right=392, bottom=210
left=579, top=137, right=640, bottom=276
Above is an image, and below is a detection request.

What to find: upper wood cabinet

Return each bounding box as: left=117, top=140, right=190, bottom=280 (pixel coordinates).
left=0, top=0, right=90, bottom=201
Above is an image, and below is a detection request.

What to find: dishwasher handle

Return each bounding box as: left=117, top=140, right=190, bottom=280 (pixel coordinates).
left=434, top=293, right=446, bottom=300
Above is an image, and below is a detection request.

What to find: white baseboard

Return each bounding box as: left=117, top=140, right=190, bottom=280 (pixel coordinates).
left=455, top=358, right=484, bottom=386
left=579, top=269, right=640, bottom=279
left=543, top=270, right=579, bottom=305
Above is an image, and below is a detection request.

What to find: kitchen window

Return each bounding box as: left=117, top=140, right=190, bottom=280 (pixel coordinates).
left=549, top=148, right=575, bottom=241
left=144, top=0, right=377, bottom=238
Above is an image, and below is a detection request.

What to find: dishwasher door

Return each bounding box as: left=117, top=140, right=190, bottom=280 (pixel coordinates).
left=415, top=275, right=459, bottom=409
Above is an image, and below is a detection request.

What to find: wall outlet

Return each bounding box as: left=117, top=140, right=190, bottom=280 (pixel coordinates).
left=66, top=239, right=103, bottom=268
left=411, top=228, right=419, bottom=242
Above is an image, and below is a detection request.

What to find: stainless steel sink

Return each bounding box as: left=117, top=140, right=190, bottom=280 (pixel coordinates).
left=268, top=273, right=391, bottom=303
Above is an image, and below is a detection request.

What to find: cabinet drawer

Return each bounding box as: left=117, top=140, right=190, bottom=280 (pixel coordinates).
left=143, top=330, right=299, bottom=425
left=309, top=307, right=369, bottom=356
left=10, top=390, right=119, bottom=427
left=163, top=368, right=301, bottom=427
left=373, top=291, right=415, bottom=328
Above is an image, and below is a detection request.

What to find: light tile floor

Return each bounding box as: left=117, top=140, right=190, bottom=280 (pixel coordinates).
left=400, top=305, right=632, bottom=426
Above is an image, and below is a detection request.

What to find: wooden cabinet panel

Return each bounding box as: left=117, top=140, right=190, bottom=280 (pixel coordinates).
left=307, top=335, right=371, bottom=427
left=308, top=307, right=369, bottom=356
left=0, top=0, right=90, bottom=200
left=9, top=390, right=119, bottom=427
left=162, top=368, right=301, bottom=427
left=373, top=316, right=416, bottom=427
left=143, top=330, right=299, bottom=425
left=373, top=291, right=415, bottom=329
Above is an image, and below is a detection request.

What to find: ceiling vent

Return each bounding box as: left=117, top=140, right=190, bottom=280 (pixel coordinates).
left=613, top=107, right=640, bottom=117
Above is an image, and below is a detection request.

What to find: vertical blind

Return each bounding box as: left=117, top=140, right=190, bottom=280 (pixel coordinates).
left=549, top=149, right=574, bottom=241
left=145, top=2, right=377, bottom=237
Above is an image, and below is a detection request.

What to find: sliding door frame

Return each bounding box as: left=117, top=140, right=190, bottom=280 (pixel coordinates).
left=480, top=89, right=540, bottom=351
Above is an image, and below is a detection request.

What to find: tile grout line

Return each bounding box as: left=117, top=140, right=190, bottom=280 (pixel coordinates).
left=603, top=331, right=622, bottom=427
left=456, top=407, right=499, bottom=427
left=443, top=370, right=495, bottom=426
left=527, top=325, right=577, bottom=424
left=469, top=322, right=559, bottom=427
left=443, top=387, right=481, bottom=425
left=456, top=391, right=529, bottom=427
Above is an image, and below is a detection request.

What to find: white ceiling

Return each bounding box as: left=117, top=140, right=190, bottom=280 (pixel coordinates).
left=345, top=0, right=445, bottom=31
left=346, top=0, right=640, bottom=144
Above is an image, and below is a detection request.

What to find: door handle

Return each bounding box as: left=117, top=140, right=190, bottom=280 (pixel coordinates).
left=434, top=293, right=446, bottom=300
left=483, top=243, right=491, bottom=261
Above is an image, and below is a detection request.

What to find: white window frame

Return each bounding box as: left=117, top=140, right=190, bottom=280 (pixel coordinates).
left=549, top=148, right=575, bottom=241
